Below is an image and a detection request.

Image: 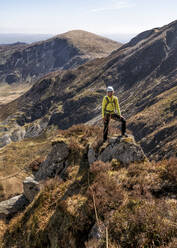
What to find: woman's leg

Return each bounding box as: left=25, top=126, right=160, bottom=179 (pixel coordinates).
left=103, top=114, right=110, bottom=141
left=111, top=114, right=126, bottom=136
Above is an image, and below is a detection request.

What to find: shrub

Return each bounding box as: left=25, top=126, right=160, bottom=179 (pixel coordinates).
left=160, top=157, right=177, bottom=184
left=88, top=161, right=125, bottom=219
left=109, top=199, right=177, bottom=247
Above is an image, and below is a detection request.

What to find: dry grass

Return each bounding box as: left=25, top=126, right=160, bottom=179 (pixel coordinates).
left=129, top=84, right=177, bottom=126
left=59, top=30, right=121, bottom=56
left=3, top=156, right=176, bottom=247
left=0, top=83, right=31, bottom=106
left=0, top=125, right=176, bottom=247
left=0, top=130, right=56, bottom=200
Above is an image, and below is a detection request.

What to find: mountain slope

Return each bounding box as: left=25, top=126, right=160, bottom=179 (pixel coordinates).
left=0, top=20, right=177, bottom=160
left=0, top=30, right=121, bottom=85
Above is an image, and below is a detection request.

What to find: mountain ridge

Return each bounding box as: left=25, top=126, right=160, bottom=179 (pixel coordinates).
left=0, top=30, right=121, bottom=85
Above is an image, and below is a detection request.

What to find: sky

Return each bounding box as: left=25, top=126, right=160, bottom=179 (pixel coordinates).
left=0, top=0, right=177, bottom=42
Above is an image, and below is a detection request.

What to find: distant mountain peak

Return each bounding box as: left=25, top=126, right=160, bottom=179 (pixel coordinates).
left=0, top=30, right=122, bottom=85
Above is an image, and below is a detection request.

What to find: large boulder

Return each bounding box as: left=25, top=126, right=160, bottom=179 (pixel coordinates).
left=35, top=141, right=69, bottom=180
left=89, top=135, right=147, bottom=165
left=23, top=176, right=40, bottom=202
left=0, top=194, right=29, bottom=221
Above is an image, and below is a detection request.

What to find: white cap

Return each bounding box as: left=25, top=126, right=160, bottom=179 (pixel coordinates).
left=107, top=86, right=114, bottom=92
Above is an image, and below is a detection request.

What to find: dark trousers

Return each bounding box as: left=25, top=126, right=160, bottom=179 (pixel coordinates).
left=103, top=113, right=126, bottom=141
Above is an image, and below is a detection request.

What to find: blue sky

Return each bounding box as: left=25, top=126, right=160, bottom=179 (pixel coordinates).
left=0, top=0, right=177, bottom=37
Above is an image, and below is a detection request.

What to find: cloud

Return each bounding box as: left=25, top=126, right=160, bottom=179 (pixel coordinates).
left=91, top=0, right=135, bottom=12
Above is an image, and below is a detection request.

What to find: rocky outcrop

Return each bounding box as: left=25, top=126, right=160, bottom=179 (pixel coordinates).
left=35, top=134, right=146, bottom=182
left=0, top=118, right=48, bottom=149
left=0, top=118, right=26, bottom=148
left=0, top=131, right=146, bottom=221
left=10, top=128, right=26, bottom=142
left=88, top=136, right=146, bottom=165
left=0, top=177, right=40, bottom=221
left=23, top=177, right=40, bottom=202
left=86, top=222, right=106, bottom=248
left=24, top=123, right=42, bottom=138
left=97, top=136, right=146, bottom=165
left=0, top=134, right=11, bottom=148
left=35, top=141, right=70, bottom=181
left=0, top=194, right=29, bottom=221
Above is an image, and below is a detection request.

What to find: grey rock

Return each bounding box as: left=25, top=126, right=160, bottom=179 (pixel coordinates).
left=88, top=222, right=105, bottom=240
left=25, top=123, right=42, bottom=138
left=35, top=141, right=69, bottom=180
left=0, top=134, right=12, bottom=148
left=10, top=128, right=26, bottom=142
left=86, top=222, right=106, bottom=248
left=98, top=136, right=146, bottom=165
left=23, top=176, right=40, bottom=202
left=88, top=146, right=96, bottom=165
left=39, top=117, right=49, bottom=130
left=0, top=194, right=29, bottom=221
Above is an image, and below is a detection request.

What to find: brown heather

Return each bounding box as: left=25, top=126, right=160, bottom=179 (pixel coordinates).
left=0, top=125, right=176, bottom=248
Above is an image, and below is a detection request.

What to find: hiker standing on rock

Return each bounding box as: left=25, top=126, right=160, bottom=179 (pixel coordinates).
left=102, top=86, right=127, bottom=141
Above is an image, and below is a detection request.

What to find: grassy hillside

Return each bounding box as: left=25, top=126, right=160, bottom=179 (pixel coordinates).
left=58, top=30, right=122, bottom=56
left=0, top=83, right=31, bottom=106
left=0, top=129, right=57, bottom=201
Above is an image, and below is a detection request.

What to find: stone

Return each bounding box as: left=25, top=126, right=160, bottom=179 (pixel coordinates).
left=10, top=128, right=26, bottom=142
left=86, top=222, right=106, bottom=248
left=35, top=141, right=69, bottom=180
left=0, top=134, right=12, bottom=148
left=98, top=135, right=146, bottom=165
left=88, top=222, right=105, bottom=240
left=0, top=194, right=29, bottom=221
left=25, top=123, right=42, bottom=138
left=23, top=176, right=40, bottom=202
left=39, top=117, right=49, bottom=130
left=88, top=146, right=96, bottom=165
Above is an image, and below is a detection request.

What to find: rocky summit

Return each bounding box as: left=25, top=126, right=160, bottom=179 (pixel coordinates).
left=0, top=125, right=176, bottom=248
left=0, top=30, right=121, bottom=85
left=0, top=126, right=146, bottom=222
